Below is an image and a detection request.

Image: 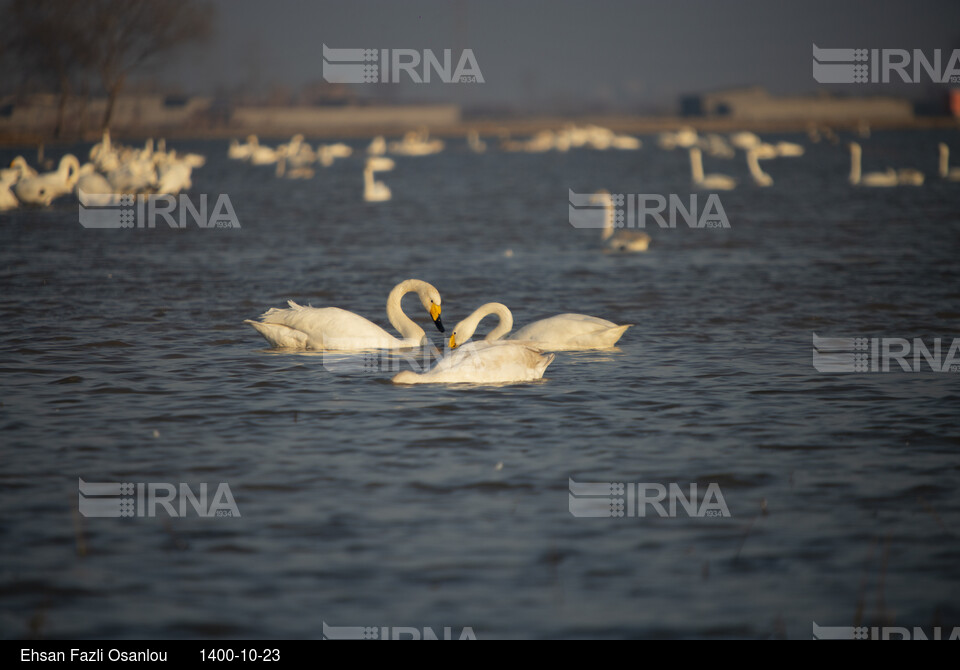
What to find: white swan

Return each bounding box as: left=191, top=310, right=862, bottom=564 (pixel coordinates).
left=14, top=154, right=80, bottom=206
left=245, top=279, right=444, bottom=350
left=275, top=156, right=315, bottom=179
left=365, top=156, right=395, bottom=172
left=363, top=166, right=391, bottom=202
left=449, top=302, right=632, bottom=351
left=746, top=148, right=773, bottom=187
left=228, top=136, right=256, bottom=160
left=938, top=143, right=960, bottom=181
left=8, top=156, right=38, bottom=179
left=0, top=171, right=19, bottom=211
left=848, top=143, right=897, bottom=187
left=392, top=340, right=554, bottom=385
left=775, top=141, right=805, bottom=157
left=896, top=168, right=924, bottom=186
left=467, top=130, right=487, bottom=153
left=368, top=136, right=387, bottom=156
left=689, top=148, right=736, bottom=190
left=75, top=164, right=118, bottom=206
left=729, top=131, right=762, bottom=151
left=591, top=190, right=650, bottom=252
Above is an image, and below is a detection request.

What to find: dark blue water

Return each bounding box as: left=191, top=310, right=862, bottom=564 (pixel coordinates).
left=1, top=131, right=959, bottom=639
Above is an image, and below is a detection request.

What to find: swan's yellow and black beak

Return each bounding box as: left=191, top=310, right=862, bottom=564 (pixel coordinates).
left=449, top=334, right=458, bottom=349
left=430, top=303, right=444, bottom=332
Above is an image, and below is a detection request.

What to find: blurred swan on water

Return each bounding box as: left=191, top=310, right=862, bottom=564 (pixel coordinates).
left=14, top=154, right=80, bottom=206
left=246, top=279, right=444, bottom=350
left=467, top=130, right=487, bottom=153
left=689, top=148, right=736, bottom=190
left=746, top=148, right=773, bottom=187
left=591, top=189, right=650, bottom=252
left=0, top=171, right=19, bottom=210
left=76, top=164, right=118, bottom=206
left=848, top=143, right=897, bottom=187
left=938, top=143, right=960, bottom=181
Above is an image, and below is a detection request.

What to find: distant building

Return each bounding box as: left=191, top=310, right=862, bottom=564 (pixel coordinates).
left=680, top=86, right=914, bottom=122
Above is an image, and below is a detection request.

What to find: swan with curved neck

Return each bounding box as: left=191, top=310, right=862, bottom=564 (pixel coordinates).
left=938, top=143, right=960, bottom=181
left=689, top=148, right=736, bottom=190
left=746, top=148, right=773, bottom=187
left=245, top=279, right=444, bottom=350
left=14, top=154, right=80, bottom=206
left=449, top=302, right=632, bottom=351
left=590, top=190, right=651, bottom=252
left=848, top=142, right=897, bottom=187
left=363, top=167, right=391, bottom=202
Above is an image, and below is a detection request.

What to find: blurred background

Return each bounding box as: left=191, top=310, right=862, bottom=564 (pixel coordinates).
left=2, top=0, right=959, bottom=142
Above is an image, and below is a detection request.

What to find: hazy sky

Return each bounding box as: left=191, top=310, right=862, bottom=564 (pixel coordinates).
left=156, top=0, right=960, bottom=110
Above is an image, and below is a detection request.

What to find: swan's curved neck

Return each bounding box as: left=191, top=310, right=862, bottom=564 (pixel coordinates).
left=746, top=150, right=769, bottom=182
left=940, top=144, right=949, bottom=178
left=385, top=280, right=430, bottom=343
left=849, top=144, right=861, bottom=184
left=690, top=149, right=704, bottom=183
left=601, top=194, right=615, bottom=240
left=464, top=302, right=513, bottom=342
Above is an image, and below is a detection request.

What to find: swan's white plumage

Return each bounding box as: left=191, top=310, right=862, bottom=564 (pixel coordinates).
left=393, top=340, right=554, bottom=384
left=246, top=280, right=443, bottom=351
left=510, top=313, right=632, bottom=350
left=450, top=303, right=632, bottom=351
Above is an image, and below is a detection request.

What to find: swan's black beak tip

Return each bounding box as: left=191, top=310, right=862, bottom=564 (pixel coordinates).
left=434, top=316, right=445, bottom=333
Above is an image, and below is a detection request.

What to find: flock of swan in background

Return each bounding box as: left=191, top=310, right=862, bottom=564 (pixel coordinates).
left=0, top=131, right=206, bottom=210
left=245, top=279, right=634, bottom=384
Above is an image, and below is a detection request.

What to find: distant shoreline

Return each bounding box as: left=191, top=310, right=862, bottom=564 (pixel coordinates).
left=2, top=115, right=958, bottom=148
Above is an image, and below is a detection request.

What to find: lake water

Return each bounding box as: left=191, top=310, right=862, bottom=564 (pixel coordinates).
left=1, top=131, right=959, bottom=639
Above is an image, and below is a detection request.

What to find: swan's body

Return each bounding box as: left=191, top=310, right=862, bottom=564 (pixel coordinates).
left=729, top=131, right=762, bottom=151
left=0, top=172, right=18, bottom=211
left=155, top=160, right=193, bottom=194
left=365, top=156, right=395, bottom=172
left=591, top=190, right=650, bottom=252
left=775, top=141, right=805, bottom=157
left=275, top=157, right=315, bottom=179
left=938, top=143, right=960, bottom=181
left=689, top=148, right=736, bottom=190
left=245, top=279, right=443, bottom=350
left=368, top=136, right=386, bottom=155
left=76, top=164, right=118, bottom=206
left=449, top=302, right=632, bottom=351
left=510, top=314, right=632, bottom=350
left=388, top=129, right=444, bottom=156
left=467, top=130, right=487, bottom=153
left=392, top=340, right=554, bottom=385
left=228, top=136, right=255, bottom=160
left=363, top=161, right=392, bottom=202
left=14, top=154, right=80, bottom=206
left=658, top=127, right=698, bottom=150
left=897, top=168, right=924, bottom=186
left=746, top=148, right=773, bottom=187
left=848, top=143, right=897, bottom=187
left=7, top=156, right=37, bottom=180
left=611, top=134, right=641, bottom=150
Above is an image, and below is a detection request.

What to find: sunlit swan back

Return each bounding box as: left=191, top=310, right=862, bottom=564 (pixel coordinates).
left=689, top=148, right=736, bottom=190
left=245, top=279, right=444, bottom=350
left=392, top=340, right=554, bottom=385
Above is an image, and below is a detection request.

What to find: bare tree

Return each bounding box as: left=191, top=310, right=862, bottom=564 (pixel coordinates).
left=5, top=0, right=95, bottom=137
left=87, top=0, right=214, bottom=130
